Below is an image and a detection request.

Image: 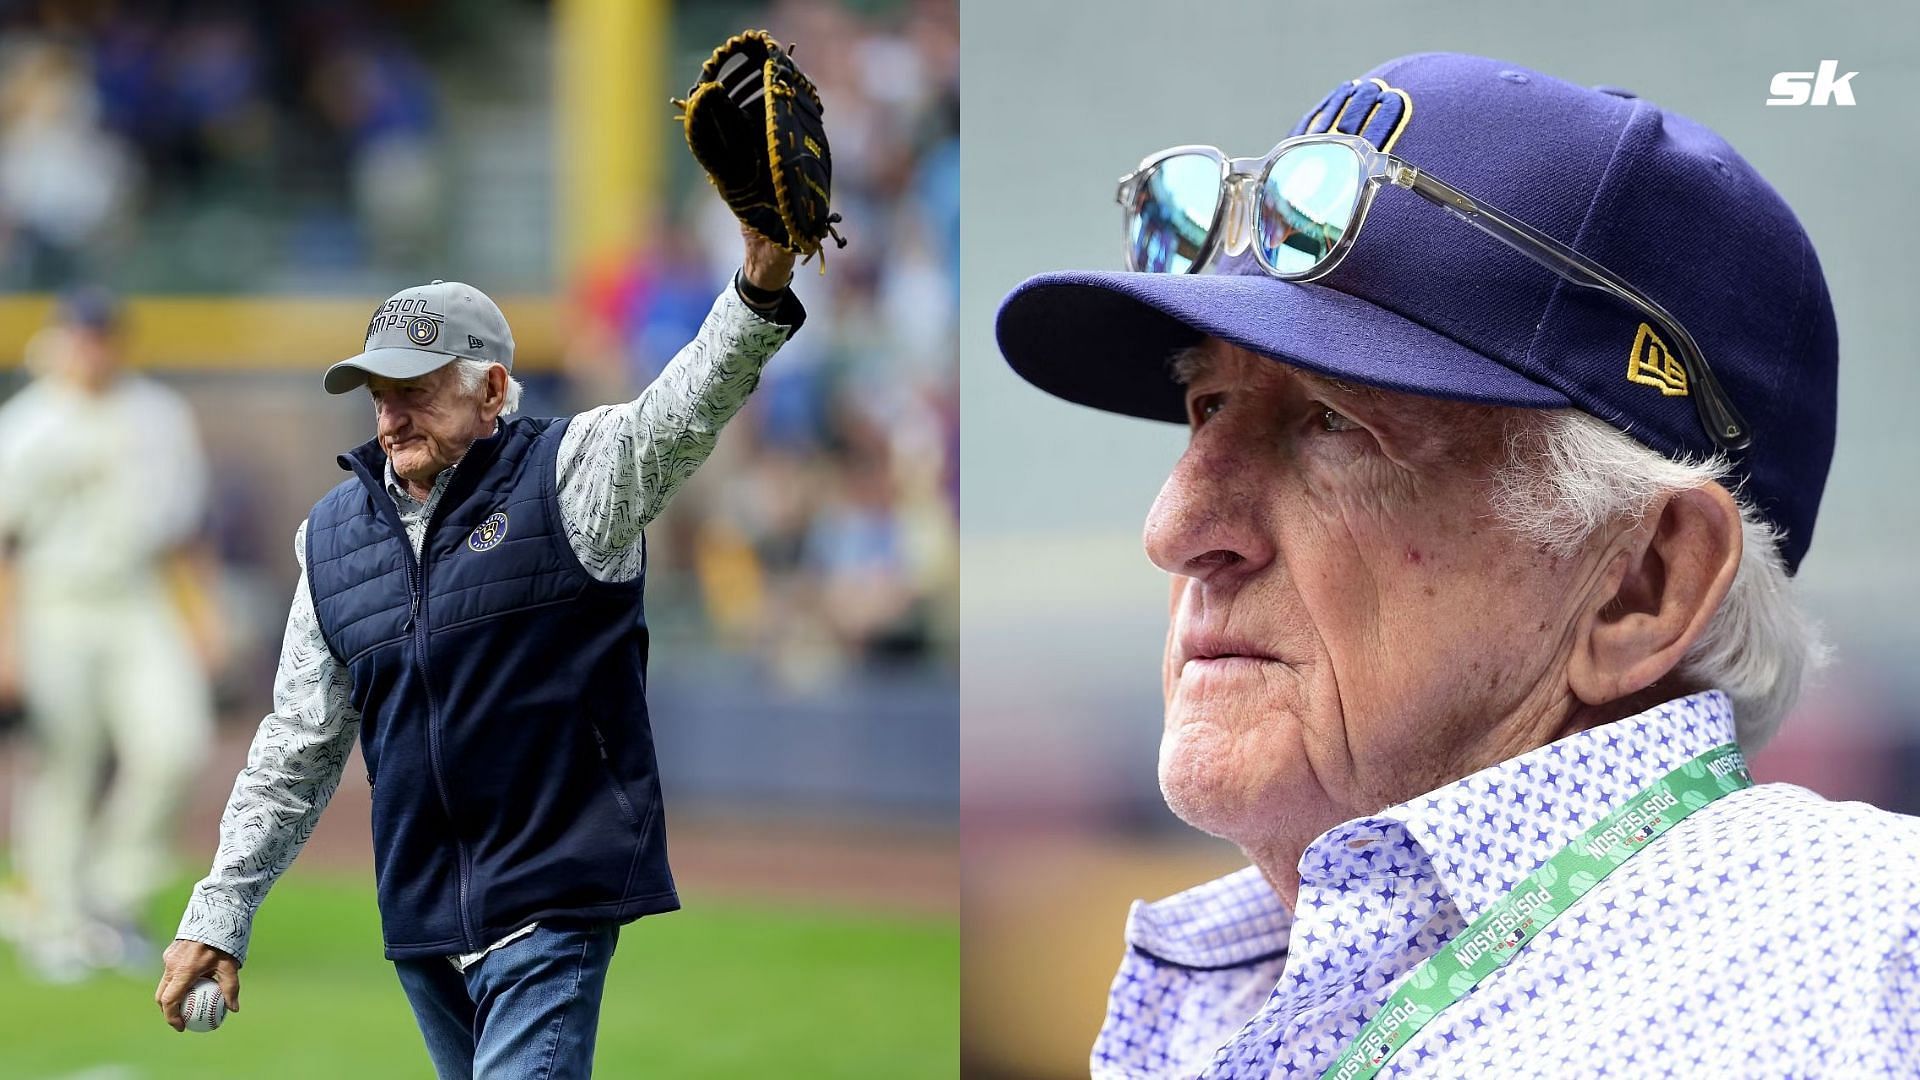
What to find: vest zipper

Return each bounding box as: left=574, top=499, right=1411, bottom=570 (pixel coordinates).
left=400, top=477, right=478, bottom=954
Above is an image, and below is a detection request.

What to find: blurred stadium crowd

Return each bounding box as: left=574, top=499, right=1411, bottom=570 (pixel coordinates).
left=0, top=0, right=448, bottom=291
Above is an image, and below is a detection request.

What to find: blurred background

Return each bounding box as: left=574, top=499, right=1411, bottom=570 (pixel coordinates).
left=0, top=0, right=957, bottom=1075
left=960, top=0, right=1920, bottom=1076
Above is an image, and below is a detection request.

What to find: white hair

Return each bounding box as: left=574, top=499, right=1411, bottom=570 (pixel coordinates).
left=453, top=358, right=523, bottom=416
left=1490, top=410, right=1828, bottom=749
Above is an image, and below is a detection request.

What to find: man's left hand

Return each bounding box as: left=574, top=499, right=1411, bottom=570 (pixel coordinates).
left=156, top=939, right=241, bottom=1032
left=742, top=225, right=796, bottom=294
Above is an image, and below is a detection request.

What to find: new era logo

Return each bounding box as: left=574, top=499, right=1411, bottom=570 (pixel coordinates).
left=467, top=335, right=484, bottom=350
left=1626, top=324, right=1689, bottom=396
left=1767, top=60, right=1857, bottom=106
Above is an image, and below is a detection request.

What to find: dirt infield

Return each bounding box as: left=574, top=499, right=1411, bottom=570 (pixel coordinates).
left=0, top=721, right=957, bottom=917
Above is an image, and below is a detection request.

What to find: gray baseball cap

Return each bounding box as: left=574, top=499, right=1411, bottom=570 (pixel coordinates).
left=324, top=279, right=516, bottom=394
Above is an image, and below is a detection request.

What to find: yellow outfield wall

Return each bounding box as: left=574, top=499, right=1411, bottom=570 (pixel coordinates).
left=0, top=296, right=566, bottom=372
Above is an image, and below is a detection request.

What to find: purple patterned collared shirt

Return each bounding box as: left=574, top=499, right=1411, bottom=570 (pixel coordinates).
left=1095, top=691, right=1920, bottom=1078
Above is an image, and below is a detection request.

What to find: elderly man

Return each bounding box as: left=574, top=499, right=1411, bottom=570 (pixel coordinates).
left=997, top=54, right=1920, bottom=1077
left=152, top=230, right=801, bottom=1077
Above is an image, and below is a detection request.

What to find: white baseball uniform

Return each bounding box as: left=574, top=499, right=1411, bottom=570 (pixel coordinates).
left=0, top=371, right=214, bottom=944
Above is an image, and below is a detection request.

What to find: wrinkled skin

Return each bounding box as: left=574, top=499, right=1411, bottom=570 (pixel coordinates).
left=1144, top=338, right=1740, bottom=905
left=369, top=363, right=505, bottom=500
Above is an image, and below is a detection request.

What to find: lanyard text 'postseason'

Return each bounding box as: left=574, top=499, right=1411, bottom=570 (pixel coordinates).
left=1321, top=743, right=1754, bottom=1080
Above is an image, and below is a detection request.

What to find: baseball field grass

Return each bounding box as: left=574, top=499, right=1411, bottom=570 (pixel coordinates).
left=0, top=870, right=959, bottom=1079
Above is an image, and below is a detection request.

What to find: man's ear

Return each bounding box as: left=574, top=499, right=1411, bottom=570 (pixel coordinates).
left=482, top=363, right=509, bottom=418
left=1567, top=483, right=1742, bottom=707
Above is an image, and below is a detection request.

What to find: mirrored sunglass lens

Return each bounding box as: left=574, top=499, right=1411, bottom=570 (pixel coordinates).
left=1127, top=154, right=1221, bottom=273
left=1257, top=143, right=1363, bottom=275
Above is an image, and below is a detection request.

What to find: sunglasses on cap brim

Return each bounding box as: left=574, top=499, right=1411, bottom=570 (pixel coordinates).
left=1116, top=132, right=1750, bottom=452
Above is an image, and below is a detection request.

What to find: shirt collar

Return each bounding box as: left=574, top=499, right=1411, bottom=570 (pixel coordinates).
left=1307, top=689, right=1737, bottom=926
left=382, top=457, right=413, bottom=504
left=1126, top=690, right=1737, bottom=960
left=383, top=456, right=453, bottom=510
left=1124, top=865, right=1294, bottom=970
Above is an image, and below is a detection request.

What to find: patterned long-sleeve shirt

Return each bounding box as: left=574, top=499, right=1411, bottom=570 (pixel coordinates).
left=175, top=284, right=796, bottom=966
left=1094, top=691, right=1920, bottom=1078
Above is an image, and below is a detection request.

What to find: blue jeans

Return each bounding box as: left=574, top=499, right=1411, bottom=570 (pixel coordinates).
left=394, top=923, right=619, bottom=1079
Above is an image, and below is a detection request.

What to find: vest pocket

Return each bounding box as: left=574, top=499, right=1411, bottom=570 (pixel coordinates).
left=587, top=721, right=643, bottom=830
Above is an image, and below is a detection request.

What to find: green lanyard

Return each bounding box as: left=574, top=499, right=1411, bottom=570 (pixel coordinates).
left=1320, top=742, right=1753, bottom=1080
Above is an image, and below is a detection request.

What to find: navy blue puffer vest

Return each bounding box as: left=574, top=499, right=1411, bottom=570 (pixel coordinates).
left=305, top=416, right=677, bottom=960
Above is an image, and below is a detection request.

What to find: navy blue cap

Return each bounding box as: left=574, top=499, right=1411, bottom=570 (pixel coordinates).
left=997, top=52, right=1838, bottom=573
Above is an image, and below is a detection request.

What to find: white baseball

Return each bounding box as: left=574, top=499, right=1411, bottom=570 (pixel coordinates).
left=182, top=977, right=228, bottom=1032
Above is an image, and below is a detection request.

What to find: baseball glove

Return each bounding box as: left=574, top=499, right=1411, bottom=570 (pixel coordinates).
left=676, top=29, right=845, bottom=264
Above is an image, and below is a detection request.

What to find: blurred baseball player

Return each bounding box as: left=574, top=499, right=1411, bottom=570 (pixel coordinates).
left=154, top=31, right=842, bottom=1077
left=0, top=288, right=221, bottom=982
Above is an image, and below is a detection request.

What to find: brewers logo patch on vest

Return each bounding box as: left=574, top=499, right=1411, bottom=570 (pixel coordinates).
left=467, top=511, right=508, bottom=553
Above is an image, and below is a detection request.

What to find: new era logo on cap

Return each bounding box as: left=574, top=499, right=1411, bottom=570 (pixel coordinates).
left=325, top=279, right=518, bottom=396
left=1627, top=325, right=1689, bottom=397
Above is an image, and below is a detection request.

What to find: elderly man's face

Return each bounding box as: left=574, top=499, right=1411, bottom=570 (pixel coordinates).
left=1145, top=339, right=1605, bottom=857
left=368, top=365, right=494, bottom=486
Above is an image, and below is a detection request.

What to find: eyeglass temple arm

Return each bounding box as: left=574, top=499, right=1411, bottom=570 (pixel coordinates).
left=1392, top=165, right=1751, bottom=452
